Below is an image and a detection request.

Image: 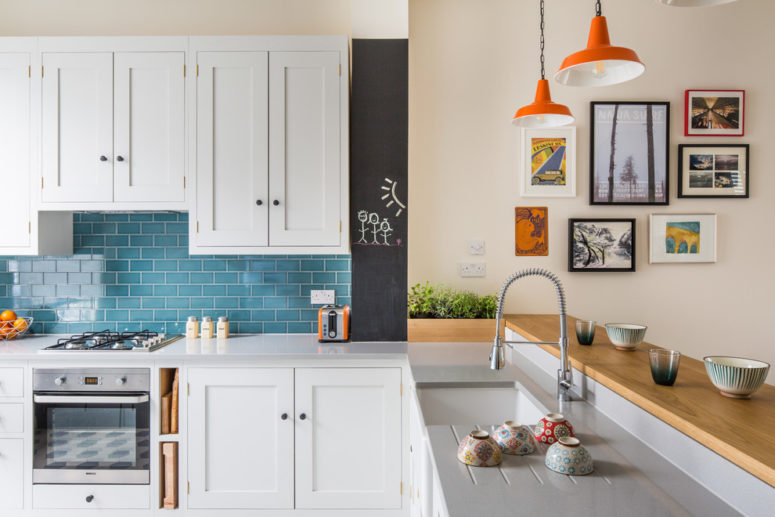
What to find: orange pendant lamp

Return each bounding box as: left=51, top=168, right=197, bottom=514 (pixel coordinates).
left=554, top=0, right=645, bottom=87
left=513, top=0, right=574, bottom=128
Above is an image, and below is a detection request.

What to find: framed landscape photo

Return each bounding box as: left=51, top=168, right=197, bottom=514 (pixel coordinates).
left=685, top=90, right=744, bottom=137
left=520, top=127, right=576, bottom=197
left=649, top=214, right=717, bottom=264
left=678, top=144, right=748, bottom=198
left=590, top=102, right=669, bottom=205
left=515, top=207, right=548, bottom=256
left=568, top=218, right=636, bottom=272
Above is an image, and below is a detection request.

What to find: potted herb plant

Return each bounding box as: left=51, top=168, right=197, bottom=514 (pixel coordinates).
left=407, top=283, right=502, bottom=342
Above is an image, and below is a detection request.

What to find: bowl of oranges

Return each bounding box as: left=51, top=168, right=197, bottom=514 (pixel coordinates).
left=0, top=310, right=32, bottom=340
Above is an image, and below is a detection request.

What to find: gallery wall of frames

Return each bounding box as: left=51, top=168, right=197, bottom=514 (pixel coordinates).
left=515, top=90, right=746, bottom=271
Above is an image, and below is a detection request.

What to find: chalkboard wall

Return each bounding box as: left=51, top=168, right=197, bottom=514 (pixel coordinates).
left=350, top=39, right=408, bottom=341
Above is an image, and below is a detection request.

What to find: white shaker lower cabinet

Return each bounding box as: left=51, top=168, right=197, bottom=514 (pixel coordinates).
left=295, top=368, right=402, bottom=510
left=187, top=367, right=294, bottom=509
left=0, top=439, right=23, bottom=509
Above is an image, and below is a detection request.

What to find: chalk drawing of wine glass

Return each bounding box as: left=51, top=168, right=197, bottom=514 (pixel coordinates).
left=368, top=213, right=381, bottom=244
left=380, top=218, right=393, bottom=245
left=381, top=178, right=406, bottom=217
left=356, top=210, right=369, bottom=243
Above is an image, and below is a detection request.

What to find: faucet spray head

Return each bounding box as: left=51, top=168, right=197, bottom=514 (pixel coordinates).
left=489, top=338, right=505, bottom=370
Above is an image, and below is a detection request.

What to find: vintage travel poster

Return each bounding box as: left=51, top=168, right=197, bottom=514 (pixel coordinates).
left=530, top=138, right=567, bottom=186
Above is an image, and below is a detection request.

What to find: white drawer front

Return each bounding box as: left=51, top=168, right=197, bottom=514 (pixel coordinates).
left=0, top=403, right=23, bottom=434
left=34, top=484, right=150, bottom=509
left=0, top=439, right=23, bottom=509
left=0, top=367, right=23, bottom=398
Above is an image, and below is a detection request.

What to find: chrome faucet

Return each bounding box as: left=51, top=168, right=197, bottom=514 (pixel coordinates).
left=489, top=268, right=573, bottom=403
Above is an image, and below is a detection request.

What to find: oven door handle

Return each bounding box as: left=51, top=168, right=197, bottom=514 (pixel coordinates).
left=33, top=394, right=149, bottom=404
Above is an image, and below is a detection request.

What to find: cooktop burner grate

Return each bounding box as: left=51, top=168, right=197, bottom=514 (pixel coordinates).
left=45, top=330, right=161, bottom=351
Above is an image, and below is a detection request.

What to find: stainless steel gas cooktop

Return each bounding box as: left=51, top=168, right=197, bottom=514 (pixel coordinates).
left=40, top=330, right=183, bottom=353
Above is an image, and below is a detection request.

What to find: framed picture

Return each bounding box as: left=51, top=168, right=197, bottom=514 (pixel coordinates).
left=684, top=90, right=744, bottom=137
left=515, top=207, right=548, bottom=256
left=590, top=102, right=669, bottom=205
left=649, top=214, right=717, bottom=263
left=568, top=218, right=636, bottom=272
left=678, top=144, right=749, bottom=198
left=520, top=127, right=576, bottom=197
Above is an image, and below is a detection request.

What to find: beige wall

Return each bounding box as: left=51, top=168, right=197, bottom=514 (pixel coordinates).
left=409, top=0, right=775, bottom=383
left=0, top=0, right=352, bottom=36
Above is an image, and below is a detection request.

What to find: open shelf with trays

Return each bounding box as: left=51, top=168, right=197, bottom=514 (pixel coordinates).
left=159, top=368, right=180, bottom=437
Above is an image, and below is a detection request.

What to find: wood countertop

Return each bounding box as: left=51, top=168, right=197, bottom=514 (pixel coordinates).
left=505, top=314, right=775, bottom=488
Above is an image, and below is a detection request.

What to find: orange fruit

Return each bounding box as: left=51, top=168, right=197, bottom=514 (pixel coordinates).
left=0, top=322, right=14, bottom=338
left=0, top=310, right=17, bottom=322
left=13, top=318, right=28, bottom=332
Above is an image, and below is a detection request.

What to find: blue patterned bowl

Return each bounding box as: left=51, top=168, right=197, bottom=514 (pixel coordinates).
left=544, top=437, right=594, bottom=476
left=494, top=421, right=536, bottom=455
left=704, top=356, right=770, bottom=399
left=605, top=323, right=647, bottom=351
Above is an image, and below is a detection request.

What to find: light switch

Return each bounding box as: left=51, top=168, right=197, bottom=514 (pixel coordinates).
left=468, top=240, right=485, bottom=255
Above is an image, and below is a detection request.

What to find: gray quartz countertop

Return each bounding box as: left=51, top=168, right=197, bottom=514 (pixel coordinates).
left=0, top=334, right=407, bottom=361
left=407, top=341, right=744, bottom=517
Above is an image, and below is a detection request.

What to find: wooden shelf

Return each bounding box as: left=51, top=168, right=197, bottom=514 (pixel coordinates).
left=505, top=314, right=775, bottom=488
left=159, top=368, right=179, bottom=436
left=160, top=442, right=179, bottom=509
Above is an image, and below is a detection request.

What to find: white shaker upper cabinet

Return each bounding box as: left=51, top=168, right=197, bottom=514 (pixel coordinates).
left=41, top=52, right=113, bottom=203
left=0, top=53, right=31, bottom=249
left=113, top=52, right=184, bottom=202
left=269, top=51, right=341, bottom=247
left=195, top=51, right=269, bottom=247
left=294, top=368, right=402, bottom=510
left=188, top=367, right=294, bottom=509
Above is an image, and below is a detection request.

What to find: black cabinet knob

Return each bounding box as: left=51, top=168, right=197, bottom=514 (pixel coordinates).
left=299, top=413, right=306, bottom=420
left=117, top=156, right=124, bottom=162
left=256, top=200, right=263, bottom=206
left=273, top=200, right=280, bottom=206
left=281, top=413, right=288, bottom=420
left=99, top=156, right=108, bottom=162
left=86, top=495, right=94, bottom=503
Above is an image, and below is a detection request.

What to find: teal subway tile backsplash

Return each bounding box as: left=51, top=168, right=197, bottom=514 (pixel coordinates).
left=0, top=212, right=350, bottom=335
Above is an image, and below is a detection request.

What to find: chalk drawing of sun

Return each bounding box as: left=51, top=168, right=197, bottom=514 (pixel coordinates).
left=381, top=178, right=406, bottom=217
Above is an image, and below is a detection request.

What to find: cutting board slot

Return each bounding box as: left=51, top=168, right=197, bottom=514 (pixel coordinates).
left=160, top=368, right=179, bottom=436
left=160, top=442, right=179, bottom=509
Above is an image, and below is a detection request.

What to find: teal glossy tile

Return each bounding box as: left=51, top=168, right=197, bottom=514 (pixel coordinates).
left=130, top=285, right=153, bottom=296
left=179, top=260, right=202, bottom=272
left=263, top=322, right=287, bottom=333
left=190, top=272, right=213, bottom=283
left=154, top=260, right=178, bottom=272
left=96, top=298, right=117, bottom=309
left=238, top=322, right=263, bottom=333
left=165, top=247, right=188, bottom=259
left=252, top=310, right=276, bottom=322
left=252, top=285, right=274, bottom=296
left=32, top=284, right=56, bottom=297
left=154, top=285, right=177, bottom=297
left=142, top=247, right=165, bottom=259
left=239, top=297, right=263, bottom=309
left=141, top=272, right=165, bottom=284
left=56, top=285, right=80, bottom=297
left=239, top=272, right=262, bottom=284
left=106, top=235, right=129, bottom=247
left=325, top=259, right=350, bottom=271
left=80, top=285, right=104, bottom=297
left=227, top=285, right=250, bottom=297
left=43, top=272, right=67, bottom=284
left=141, top=222, right=165, bottom=234
left=312, top=272, right=336, bottom=283
left=263, top=272, right=287, bottom=284
left=44, top=322, right=69, bottom=333
left=214, top=272, right=237, bottom=283
left=204, top=260, right=227, bottom=271
left=179, top=235, right=189, bottom=247
left=263, top=297, right=287, bottom=309
left=81, top=260, right=104, bottom=272
left=117, top=298, right=141, bottom=309
left=117, top=247, right=141, bottom=259
left=276, top=310, right=300, bottom=321
left=154, top=235, right=178, bottom=246
left=166, top=298, right=190, bottom=309
left=105, top=310, right=130, bottom=321
left=288, top=297, right=311, bottom=309
left=228, top=260, right=249, bottom=271
left=338, top=297, right=351, bottom=306
left=68, top=273, right=92, bottom=284
left=300, top=309, right=319, bottom=321
left=106, top=285, right=128, bottom=296
left=214, top=297, right=239, bottom=308
left=80, top=213, right=104, bottom=222
left=32, top=260, right=56, bottom=272
left=153, top=213, right=178, bottom=221
left=20, top=272, right=43, bottom=283
left=202, top=285, right=226, bottom=296
left=251, top=260, right=276, bottom=271
left=73, top=223, right=92, bottom=234
left=337, top=272, right=351, bottom=283
left=154, top=309, right=178, bottom=321
left=118, top=223, right=141, bottom=234
left=142, top=298, right=165, bottom=309
left=179, top=285, right=201, bottom=296
left=288, top=272, right=311, bottom=284
left=32, top=309, right=56, bottom=322
left=69, top=323, right=95, bottom=333
left=288, top=322, right=312, bottom=334
left=165, top=223, right=188, bottom=234
left=130, top=235, right=153, bottom=246
left=227, top=310, right=251, bottom=321
left=275, top=285, right=299, bottom=296
left=106, top=260, right=129, bottom=272
left=191, top=297, right=214, bottom=309
left=105, top=213, right=129, bottom=222
left=118, top=273, right=141, bottom=284
left=276, top=260, right=300, bottom=272
left=92, top=223, right=116, bottom=234
left=166, top=272, right=189, bottom=283
left=300, top=259, right=324, bottom=271
left=130, top=213, right=153, bottom=221
left=167, top=321, right=185, bottom=334
left=130, top=260, right=153, bottom=272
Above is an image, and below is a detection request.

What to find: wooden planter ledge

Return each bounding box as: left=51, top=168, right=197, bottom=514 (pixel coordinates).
left=505, top=314, right=775, bottom=488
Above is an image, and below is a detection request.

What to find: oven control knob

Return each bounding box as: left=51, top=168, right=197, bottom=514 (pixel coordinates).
left=86, top=495, right=94, bottom=503
left=115, top=377, right=126, bottom=386
left=54, top=377, right=65, bottom=386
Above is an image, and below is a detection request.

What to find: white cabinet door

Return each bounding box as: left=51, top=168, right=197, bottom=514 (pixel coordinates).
left=295, top=368, right=402, bottom=509
left=0, top=53, right=30, bottom=250
left=268, top=52, right=341, bottom=247
left=114, top=52, right=184, bottom=202
left=41, top=52, right=113, bottom=202
left=188, top=367, right=293, bottom=509
left=195, top=52, right=269, bottom=247
left=0, top=439, right=23, bottom=509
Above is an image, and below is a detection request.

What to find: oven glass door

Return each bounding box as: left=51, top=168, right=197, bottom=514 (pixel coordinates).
left=33, top=393, right=150, bottom=484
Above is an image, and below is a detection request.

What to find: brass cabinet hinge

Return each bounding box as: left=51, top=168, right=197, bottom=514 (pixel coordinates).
left=400, top=383, right=403, bottom=396
left=28, top=221, right=31, bottom=233
left=400, top=482, right=403, bottom=495
left=196, top=64, right=199, bottom=76
left=338, top=64, right=341, bottom=76
left=187, top=382, right=190, bottom=396
left=187, top=481, right=190, bottom=494
left=339, top=220, right=342, bottom=233
left=183, top=176, right=186, bottom=188
left=40, top=177, right=43, bottom=189
left=41, top=65, right=43, bottom=78
left=27, top=65, right=30, bottom=77
left=183, top=64, right=186, bottom=77
left=196, top=221, right=199, bottom=233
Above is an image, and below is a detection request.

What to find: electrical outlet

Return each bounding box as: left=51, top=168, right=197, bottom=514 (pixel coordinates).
left=459, top=263, right=486, bottom=277
left=468, top=240, right=485, bottom=255
left=310, top=290, right=335, bottom=305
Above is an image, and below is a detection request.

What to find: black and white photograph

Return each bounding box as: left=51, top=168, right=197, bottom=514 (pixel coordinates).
left=568, top=218, right=636, bottom=272
left=590, top=102, right=669, bottom=205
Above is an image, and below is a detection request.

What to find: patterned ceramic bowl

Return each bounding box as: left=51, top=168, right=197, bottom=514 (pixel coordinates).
left=545, top=437, right=594, bottom=476
left=456, top=430, right=502, bottom=467
left=494, top=421, right=536, bottom=455
left=534, top=413, right=574, bottom=445
left=704, top=356, right=770, bottom=399
left=605, top=323, right=647, bottom=351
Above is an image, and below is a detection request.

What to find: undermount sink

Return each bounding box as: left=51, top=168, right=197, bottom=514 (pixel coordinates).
left=416, top=382, right=545, bottom=426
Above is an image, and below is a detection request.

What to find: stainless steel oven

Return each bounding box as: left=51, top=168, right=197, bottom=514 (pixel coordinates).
left=33, top=368, right=150, bottom=484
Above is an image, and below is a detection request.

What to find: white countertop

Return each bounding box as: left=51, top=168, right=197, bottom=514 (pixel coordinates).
left=0, top=334, right=407, bottom=361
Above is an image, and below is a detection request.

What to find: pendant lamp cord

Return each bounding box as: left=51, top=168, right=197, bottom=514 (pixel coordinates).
left=596, top=0, right=602, bottom=16
left=539, top=0, right=545, bottom=80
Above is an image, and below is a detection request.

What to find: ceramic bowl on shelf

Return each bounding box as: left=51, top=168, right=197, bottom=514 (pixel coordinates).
left=544, top=437, right=594, bottom=476
left=534, top=413, right=574, bottom=445
left=456, top=430, right=502, bottom=467
left=605, top=323, right=647, bottom=351
left=703, top=356, right=770, bottom=399
left=494, top=421, right=536, bottom=455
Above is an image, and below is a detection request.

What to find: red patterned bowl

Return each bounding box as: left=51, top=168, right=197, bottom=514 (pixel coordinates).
left=534, top=413, right=575, bottom=444
left=456, top=430, right=502, bottom=467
